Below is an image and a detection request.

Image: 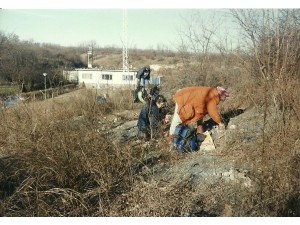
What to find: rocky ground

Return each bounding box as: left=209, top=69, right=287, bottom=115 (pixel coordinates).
left=92, top=102, right=271, bottom=215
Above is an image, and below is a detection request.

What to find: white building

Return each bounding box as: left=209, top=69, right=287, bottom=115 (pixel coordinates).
left=63, top=70, right=78, bottom=83
left=63, top=68, right=161, bottom=89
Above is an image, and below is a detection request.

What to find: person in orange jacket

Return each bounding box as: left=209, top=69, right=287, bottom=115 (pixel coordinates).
left=168, top=86, right=229, bottom=143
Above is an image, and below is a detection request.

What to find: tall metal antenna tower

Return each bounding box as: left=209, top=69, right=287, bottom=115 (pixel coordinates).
left=122, top=9, right=129, bottom=74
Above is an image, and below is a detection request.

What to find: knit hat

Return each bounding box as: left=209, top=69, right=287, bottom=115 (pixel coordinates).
left=216, top=86, right=229, bottom=98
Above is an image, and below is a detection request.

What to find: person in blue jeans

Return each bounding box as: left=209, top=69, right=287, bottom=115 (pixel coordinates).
left=137, top=95, right=167, bottom=141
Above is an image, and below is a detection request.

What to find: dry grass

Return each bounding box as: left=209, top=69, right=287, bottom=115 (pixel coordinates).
left=0, top=88, right=145, bottom=216
left=0, top=54, right=300, bottom=216
left=217, top=76, right=300, bottom=216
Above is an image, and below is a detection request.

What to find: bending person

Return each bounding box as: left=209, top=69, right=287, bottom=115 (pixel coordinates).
left=168, top=86, right=229, bottom=143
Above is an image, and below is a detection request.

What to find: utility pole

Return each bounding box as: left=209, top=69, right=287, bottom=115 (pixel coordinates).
left=43, top=73, right=47, bottom=100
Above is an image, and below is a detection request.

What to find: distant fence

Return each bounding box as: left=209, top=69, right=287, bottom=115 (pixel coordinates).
left=20, top=84, right=78, bottom=101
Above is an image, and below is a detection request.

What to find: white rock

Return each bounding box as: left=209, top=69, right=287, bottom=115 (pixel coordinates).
left=229, top=124, right=237, bottom=129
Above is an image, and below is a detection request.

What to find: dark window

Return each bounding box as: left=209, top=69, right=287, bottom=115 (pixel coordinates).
left=102, top=74, right=112, bottom=80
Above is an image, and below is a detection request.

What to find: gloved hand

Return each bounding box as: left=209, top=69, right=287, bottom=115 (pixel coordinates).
left=218, top=123, right=226, bottom=130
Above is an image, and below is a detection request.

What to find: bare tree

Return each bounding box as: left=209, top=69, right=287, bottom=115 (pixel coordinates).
left=231, top=9, right=300, bottom=81
left=176, top=9, right=227, bottom=87
left=230, top=9, right=300, bottom=214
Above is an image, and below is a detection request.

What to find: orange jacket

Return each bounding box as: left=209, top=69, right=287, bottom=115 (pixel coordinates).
left=173, top=86, right=222, bottom=125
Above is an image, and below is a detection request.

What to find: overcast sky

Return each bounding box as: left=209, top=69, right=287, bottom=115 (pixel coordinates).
left=0, top=0, right=298, bottom=50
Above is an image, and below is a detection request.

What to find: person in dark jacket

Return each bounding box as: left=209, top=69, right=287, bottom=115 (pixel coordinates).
left=136, top=65, right=151, bottom=87
left=137, top=95, right=166, bottom=140
left=134, top=65, right=151, bottom=103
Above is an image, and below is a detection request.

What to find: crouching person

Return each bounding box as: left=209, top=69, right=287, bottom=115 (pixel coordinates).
left=137, top=95, right=167, bottom=141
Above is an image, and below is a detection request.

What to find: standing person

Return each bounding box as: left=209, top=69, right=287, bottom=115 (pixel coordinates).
left=168, top=86, right=229, bottom=143
left=134, top=65, right=151, bottom=103
left=137, top=95, right=167, bottom=141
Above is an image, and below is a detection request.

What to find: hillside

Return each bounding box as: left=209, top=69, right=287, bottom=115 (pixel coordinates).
left=79, top=48, right=179, bottom=72
left=0, top=86, right=299, bottom=216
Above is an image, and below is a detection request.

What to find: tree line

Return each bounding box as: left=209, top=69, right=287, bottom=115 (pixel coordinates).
left=0, top=32, right=86, bottom=92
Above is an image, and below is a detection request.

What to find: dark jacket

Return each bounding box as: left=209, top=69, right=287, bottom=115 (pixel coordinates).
left=137, top=100, right=162, bottom=139
left=136, top=67, right=150, bottom=80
